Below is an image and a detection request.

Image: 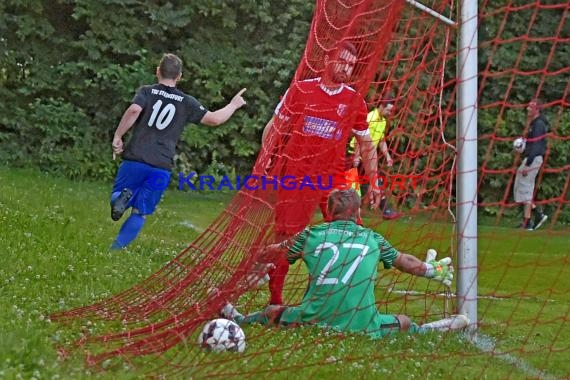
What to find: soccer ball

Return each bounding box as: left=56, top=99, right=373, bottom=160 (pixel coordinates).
left=197, top=318, right=246, bottom=353
left=513, top=137, right=526, bottom=153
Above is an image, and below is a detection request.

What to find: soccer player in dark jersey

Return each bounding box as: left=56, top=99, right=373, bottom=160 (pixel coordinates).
left=256, top=41, right=382, bottom=305
left=109, top=53, right=247, bottom=249
left=222, top=189, right=469, bottom=337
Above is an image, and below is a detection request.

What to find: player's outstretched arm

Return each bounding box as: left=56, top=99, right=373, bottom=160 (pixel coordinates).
left=393, top=252, right=427, bottom=276
left=256, top=243, right=287, bottom=264
left=393, top=249, right=454, bottom=286
left=241, top=243, right=284, bottom=289
left=201, top=88, right=247, bottom=126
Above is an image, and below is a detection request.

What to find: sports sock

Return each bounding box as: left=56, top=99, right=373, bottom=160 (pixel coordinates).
left=111, top=213, right=145, bottom=249
left=268, top=259, right=289, bottom=305
left=238, top=311, right=270, bottom=326
left=407, top=322, right=421, bottom=334
left=418, top=315, right=469, bottom=332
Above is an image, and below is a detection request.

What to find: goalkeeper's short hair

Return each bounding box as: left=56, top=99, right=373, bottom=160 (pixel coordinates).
left=327, top=189, right=361, bottom=222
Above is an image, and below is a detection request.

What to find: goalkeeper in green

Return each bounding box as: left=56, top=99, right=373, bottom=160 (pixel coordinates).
left=222, top=189, right=468, bottom=337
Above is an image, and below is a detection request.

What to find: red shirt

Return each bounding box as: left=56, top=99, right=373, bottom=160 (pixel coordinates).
left=269, top=78, right=369, bottom=179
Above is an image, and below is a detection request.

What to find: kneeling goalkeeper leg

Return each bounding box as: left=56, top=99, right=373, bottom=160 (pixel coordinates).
left=223, top=304, right=286, bottom=326
left=268, top=257, right=289, bottom=305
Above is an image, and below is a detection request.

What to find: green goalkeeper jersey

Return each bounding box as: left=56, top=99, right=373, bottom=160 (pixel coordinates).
left=279, top=220, right=399, bottom=337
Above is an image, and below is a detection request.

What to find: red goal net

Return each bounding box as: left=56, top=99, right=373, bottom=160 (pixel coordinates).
left=51, top=0, right=569, bottom=378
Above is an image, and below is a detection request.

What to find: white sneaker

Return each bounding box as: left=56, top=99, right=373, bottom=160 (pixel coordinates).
left=220, top=303, right=243, bottom=320
left=421, top=314, right=469, bottom=332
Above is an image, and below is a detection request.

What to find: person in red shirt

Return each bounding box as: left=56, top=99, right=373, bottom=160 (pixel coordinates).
left=257, top=41, right=381, bottom=305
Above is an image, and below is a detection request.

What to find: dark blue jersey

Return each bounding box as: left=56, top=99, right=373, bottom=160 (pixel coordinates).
left=524, top=114, right=548, bottom=166
left=122, top=83, right=208, bottom=169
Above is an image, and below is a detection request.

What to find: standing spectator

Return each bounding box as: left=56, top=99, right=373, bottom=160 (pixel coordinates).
left=222, top=189, right=468, bottom=337
left=351, top=98, right=400, bottom=219
left=258, top=41, right=381, bottom=305
left=513, top=99, right=548, bottom=230
left=110, top=53, right=247, bottom=249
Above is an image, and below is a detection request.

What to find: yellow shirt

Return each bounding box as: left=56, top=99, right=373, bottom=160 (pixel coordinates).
left=366, top=108, right=388, bottom=144
left=349, top=108, right=387, bottom=151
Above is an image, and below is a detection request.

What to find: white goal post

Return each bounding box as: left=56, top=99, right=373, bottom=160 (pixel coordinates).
left=456, top=0, right=478, bottom=329
left=405, top=0, right=478, bottom=328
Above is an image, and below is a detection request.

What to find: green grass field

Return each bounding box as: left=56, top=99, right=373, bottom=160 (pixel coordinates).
left=1, top=167, right=569, bottom=379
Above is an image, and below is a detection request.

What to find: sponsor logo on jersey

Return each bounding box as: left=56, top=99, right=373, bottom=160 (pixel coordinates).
left=302, top=116, right=342, bottom=140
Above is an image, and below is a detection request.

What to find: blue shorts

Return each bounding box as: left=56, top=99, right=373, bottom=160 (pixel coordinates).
left=111, top=160, right=171, bottom=215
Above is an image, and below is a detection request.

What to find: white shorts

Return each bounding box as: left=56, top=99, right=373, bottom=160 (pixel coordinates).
left=514, top=156, right=543, bottom=203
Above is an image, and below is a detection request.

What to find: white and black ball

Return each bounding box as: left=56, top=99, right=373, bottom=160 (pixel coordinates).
left=197, top=318, right=246, bottom=353
left=513, top=137, right=526, bottom=153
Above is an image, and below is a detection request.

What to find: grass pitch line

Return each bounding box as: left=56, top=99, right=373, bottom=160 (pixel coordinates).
left=467, top=333, right=559, bottom=380
left=390, top=289, right=556, bottom=302
left=179, top=220, right=205, bottom=232
left=390, top=288, right=560, bottom=379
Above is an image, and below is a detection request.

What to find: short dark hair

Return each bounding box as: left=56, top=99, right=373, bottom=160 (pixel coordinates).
left=327, top=189, right=361, bottom=222
left=158, top=53, right=183, bottom=80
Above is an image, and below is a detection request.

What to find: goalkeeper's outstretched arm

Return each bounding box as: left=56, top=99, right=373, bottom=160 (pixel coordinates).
left=393, top=249, right=454, bottom=286
left=393, top=252, right=429, bottom=276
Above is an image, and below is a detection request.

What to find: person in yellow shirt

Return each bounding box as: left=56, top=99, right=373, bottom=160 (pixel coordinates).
left=352, top=101, right=394, bottom=165
left=348, top=98, right=400, bottom=219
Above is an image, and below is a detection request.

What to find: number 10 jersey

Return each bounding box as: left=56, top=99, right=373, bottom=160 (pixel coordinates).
left=123, top=83, right=208, bottom=170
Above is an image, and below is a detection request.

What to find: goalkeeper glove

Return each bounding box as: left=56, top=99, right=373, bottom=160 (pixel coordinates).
left=423, top=249, right=454, bottom=287
left=244, top=262, right=274, bottom=289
